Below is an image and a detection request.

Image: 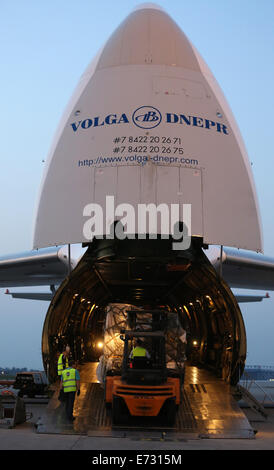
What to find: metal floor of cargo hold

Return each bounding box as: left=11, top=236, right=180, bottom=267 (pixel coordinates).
left=35, top=362, right=254, bottom=439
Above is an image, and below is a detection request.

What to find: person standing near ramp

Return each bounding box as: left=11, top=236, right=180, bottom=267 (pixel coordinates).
left=57, top=345, right=70, bottom=377
left=60, top=359, right=80, bottom=422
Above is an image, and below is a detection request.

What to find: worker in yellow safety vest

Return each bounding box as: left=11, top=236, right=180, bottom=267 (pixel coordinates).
left=57, top=345, right=70, bottom=377
left=60, top=360, right=80, bottom=422
left=129, top=339, right=151, bottom=359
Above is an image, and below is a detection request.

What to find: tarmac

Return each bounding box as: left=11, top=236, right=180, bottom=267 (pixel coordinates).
left=1, top=403, right=274, bottom=450
left=2, top=372, right=274, bottom=451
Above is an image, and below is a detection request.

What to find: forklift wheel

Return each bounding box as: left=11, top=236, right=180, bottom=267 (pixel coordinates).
left=160, top=398, right=176, bottom=427
left=112, top=396, right=129, bottom=425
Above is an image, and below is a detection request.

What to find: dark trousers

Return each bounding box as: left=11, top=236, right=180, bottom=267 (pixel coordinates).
left=65, top=391, right=76, bottom=420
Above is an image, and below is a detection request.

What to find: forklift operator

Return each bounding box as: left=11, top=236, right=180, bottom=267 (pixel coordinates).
left=129, top=339, right=151, bottom=359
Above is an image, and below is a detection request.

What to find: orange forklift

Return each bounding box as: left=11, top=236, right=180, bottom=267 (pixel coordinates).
left=104, top=310, right=184, bottom=426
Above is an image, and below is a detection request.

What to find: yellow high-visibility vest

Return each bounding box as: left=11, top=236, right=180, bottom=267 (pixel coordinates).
left=61, top=368, right=77, bottom=393
left=132, top=346, right=147, bottom=357
left=57, top=353, right=69, bottom=376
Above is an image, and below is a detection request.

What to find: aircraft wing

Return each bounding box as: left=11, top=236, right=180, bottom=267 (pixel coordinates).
left=0, top=245, right=273, bottom=300
left=234, top=294, right=270, bottom=303
left=6, top=289, right=269, bottom=303
left=4, top=290, right=53, bottom=301
left=208, top=247, right=274, bottom=290
left=0, top=246, right=76, bottom=287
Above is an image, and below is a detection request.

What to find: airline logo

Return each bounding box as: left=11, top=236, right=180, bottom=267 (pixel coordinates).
left=132, top=106, right=162, bottom=129
left=70, top=106, right=229, bottom=135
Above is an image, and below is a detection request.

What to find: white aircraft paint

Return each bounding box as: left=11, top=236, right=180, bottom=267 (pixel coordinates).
left=33, top=4, right=262, bottom=252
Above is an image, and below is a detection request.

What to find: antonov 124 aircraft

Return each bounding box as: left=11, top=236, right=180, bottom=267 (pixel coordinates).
left=1, top=3, right=273, bottom=385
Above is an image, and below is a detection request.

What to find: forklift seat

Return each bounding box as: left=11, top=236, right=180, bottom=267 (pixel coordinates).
left=131, top=357, right=150, bottom=369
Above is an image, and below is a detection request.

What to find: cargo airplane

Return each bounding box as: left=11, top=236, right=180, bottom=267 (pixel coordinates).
left=1, top=3, right=274, bottom=385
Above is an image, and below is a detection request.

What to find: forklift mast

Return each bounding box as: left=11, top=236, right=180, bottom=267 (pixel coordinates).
left=126, top=309, right=169, bottom=332
left=119, top=309, right=172, bottom=385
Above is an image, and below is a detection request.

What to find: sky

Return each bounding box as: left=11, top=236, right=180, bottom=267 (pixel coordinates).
left=0, top=0, right=273, bottom=369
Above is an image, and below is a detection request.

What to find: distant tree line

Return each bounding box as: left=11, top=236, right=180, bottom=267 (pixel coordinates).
left=0, top=366, right=29, bottom=378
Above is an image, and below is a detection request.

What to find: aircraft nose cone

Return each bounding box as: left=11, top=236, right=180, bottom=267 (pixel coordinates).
left=133, top=2, right=165, bottom=11
left=96, top=3, right=200, bottom=71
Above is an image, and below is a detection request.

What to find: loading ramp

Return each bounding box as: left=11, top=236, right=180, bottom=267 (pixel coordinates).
left=36, top=363, right=255, bottom=439
left=0, top=394, right=28, bottom=429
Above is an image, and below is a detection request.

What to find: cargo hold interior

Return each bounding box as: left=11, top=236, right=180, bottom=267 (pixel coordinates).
left=42, top=237, right=246, bottom=386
